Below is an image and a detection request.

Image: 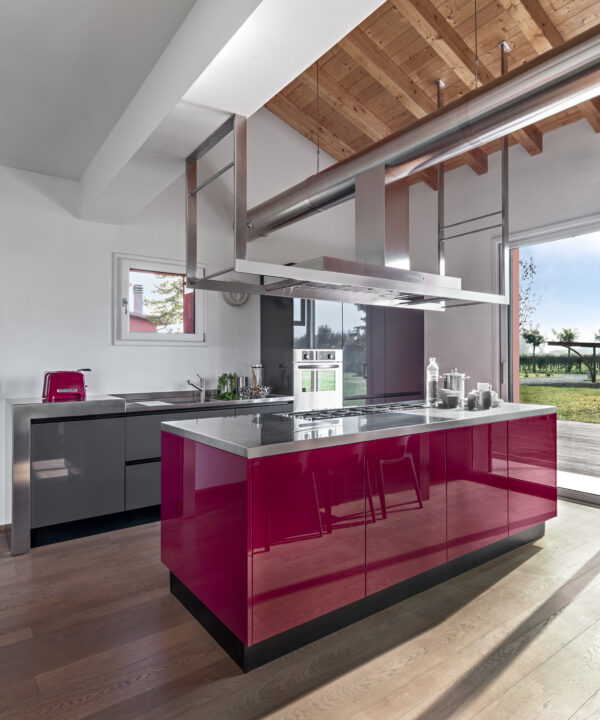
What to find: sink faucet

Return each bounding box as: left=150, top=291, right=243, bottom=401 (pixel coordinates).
left=187, top=374, right=206, bottom=402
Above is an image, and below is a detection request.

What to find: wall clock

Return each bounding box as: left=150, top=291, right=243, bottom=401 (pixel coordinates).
left=223, top=291, right=249, bottom=307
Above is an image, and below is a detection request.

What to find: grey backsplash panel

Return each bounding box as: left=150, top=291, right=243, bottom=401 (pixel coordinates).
left=261, top=297, right=424, bottom=400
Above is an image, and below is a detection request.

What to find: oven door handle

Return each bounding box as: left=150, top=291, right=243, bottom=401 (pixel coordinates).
left=296, top=363, right=341, bottom=370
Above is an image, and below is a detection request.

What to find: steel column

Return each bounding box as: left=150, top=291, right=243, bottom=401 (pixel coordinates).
left=436, top=80, right=446, bottom=276
left=186, top=160, right=198, bottom=282
left=234, top=115, right=248, bottom=262
left=500, top=41, right=513, bottom=400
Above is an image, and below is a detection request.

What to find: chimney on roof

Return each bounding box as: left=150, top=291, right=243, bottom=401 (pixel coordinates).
left=133, top=285, right=144, bottom=314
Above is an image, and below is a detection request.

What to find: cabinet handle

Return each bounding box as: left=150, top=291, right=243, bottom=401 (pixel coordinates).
left=296, top=363, right=340, bottom=370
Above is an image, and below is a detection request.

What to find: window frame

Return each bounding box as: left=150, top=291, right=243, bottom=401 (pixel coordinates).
left=112, top=253, right=207, bottom=346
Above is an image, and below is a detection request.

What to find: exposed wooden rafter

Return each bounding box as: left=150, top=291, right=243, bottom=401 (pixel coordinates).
left=417, top=167, right=439, bottom=191
left=513, top=124, right=543, bottom=155
left=300, top=66, right=393, bottom=142
left=340, top=26, right=489, bottom=176
left=339, top=29, right=436, bottom=118
left=499, top=0, right=600, bottom=133
left=265, top=0, right=600, bottom=191
left=266, top=94, right=357, bottom=161
left=462, top=146, right=488, bottom=175
left=390, top=0, right=494, bottom=86
left=579, top=96, right=600, bottom=133
left=390, top=0, right=543, bottom=156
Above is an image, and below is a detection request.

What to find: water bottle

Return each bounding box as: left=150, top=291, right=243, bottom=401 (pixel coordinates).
left=425, top=357, right=439, bottom=406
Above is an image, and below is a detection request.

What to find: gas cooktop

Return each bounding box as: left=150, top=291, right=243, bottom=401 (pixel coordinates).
left=286, top=402, right=432, bottom=422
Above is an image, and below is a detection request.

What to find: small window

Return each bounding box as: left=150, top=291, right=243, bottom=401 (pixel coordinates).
left=113, top=254, right=205, bottom=345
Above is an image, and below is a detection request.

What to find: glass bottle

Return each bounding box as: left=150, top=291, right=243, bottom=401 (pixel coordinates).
left=425, top=357, right=439, bottom=406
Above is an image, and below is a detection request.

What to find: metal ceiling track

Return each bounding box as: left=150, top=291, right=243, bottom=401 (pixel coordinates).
left=185, top=25, right=600, bottom=310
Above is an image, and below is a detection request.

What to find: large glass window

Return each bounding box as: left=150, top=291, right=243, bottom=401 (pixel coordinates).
left=293, top=299, right=342, bottom=349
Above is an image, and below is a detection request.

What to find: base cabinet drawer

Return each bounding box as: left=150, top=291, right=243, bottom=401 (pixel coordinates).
left=126, top=462, right=161, bottom=510
left=31, top=417, right=125, bottom=528
left=126, top=409, right=235, bottom=461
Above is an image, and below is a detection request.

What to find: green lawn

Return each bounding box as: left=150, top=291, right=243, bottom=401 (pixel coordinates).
left=520, top=385, right=600, bottom=423
left=343, top=373, right=366, bottom=398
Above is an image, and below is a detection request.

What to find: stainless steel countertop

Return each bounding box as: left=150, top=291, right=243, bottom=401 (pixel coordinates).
left=5, top=395, right=125, bottom=412
left=117, top=392, right=293, bottom=413
left=5, top=392, right=293, bottom=556
left=162, top=403, right=557, bottom=459
left=5, top=393, right=293, bottom=415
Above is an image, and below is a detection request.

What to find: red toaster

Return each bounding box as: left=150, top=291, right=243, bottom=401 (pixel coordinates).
left=42, top=369, right=90, bottom=402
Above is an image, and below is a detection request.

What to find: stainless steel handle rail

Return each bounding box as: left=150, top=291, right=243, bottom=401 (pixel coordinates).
left=296, top=363, right=341, bottom=370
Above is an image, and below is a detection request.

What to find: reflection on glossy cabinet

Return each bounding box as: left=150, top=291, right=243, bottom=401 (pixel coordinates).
left=447, top=423, right=508, bottom=561
left=365, top=430, right=446, bottom=595
left=161, top=433, right=251, bottom=645
left=508, top=414, right=557, bottom=534
left=251, top=443, right=365, bottom=643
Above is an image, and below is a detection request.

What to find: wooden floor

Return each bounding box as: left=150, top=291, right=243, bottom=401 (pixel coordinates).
left=558, top=420, right=600, bottom=479
left=1, top=502, right=600, bottom=720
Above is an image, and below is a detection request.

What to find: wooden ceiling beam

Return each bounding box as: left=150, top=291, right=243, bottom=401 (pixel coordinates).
left=301, top=67, right=393, bottom=142
left=339, top=24, right=488, bottom=178
left=512, top=124, right=543, bottom=155
left=391, top=0, right=494, bottom=87
left=498, top=0, right=600, bottom=133
left=390, top=0, right=543, bottom=157
left=462, top=146, right=489, bottom=175
left=497, top=0, right=557, bottom=54
left=339, top=29, right=437, bottom=118
left=419, top=167, right=439, bottom=191
left=266, top=95, right=357, bottom=161
left=579, top=96, right=600, bottom=133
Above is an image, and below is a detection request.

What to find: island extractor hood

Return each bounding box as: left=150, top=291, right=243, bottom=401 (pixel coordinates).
left=186, top=26, right=600, bottom=309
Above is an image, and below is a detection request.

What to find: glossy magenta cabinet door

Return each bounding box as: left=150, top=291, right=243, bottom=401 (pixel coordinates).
left=161, top=432, right=252, bottom=645
left=447, top=423, right=508, bottom=561
left=251, top=443, right=365, bottom=644
left=365, top=430, right=446, bottom=595
left=508, top=414, right=557, bottom=534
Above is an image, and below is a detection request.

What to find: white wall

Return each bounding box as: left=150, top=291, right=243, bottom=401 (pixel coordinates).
left=409, top=118, right=600, bottom=393
left=0, top=107, right=354, bottom=524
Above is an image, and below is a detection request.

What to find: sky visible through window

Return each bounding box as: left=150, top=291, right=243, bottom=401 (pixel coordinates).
left=520, top=231, right=600, bottom=351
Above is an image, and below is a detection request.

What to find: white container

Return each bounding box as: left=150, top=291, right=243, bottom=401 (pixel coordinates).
left=425, top=357, right=439, bottom=406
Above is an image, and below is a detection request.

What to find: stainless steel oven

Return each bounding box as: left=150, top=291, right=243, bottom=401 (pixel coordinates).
left=293, top=349, right=343, bottom=412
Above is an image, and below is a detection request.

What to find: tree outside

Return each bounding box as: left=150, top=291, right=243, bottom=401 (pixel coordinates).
left=552, top=327, right=580, bottom=362
left=521, top=327, right=545, bottom=373
left=519, top=257, right=541, bottom=331
left=144, top=275, right=185, bottom=332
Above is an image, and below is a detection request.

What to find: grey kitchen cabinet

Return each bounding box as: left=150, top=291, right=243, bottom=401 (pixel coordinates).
left=235, top=403, right=291, bottom=416
left=126, top=462, right=161, bottom=510
left=31, top=417, right=125, bottom=528
left=125, top=408, right=235, bottom=462
left=261, top=295, right=424, bottom=401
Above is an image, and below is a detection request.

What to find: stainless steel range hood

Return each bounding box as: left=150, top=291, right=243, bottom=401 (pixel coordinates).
left=186, top=26, right=600, bottom=309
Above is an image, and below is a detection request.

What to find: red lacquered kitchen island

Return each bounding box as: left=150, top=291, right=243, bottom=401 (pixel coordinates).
left=161, top=403, right=557, bottom=671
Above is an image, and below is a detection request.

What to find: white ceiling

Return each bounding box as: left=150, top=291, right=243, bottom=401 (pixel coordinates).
left=0, top=0, right=196, bottom=179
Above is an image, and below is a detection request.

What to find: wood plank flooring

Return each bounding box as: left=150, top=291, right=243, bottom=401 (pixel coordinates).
left=0, top=500, right=599, bottom=719
left=558, top=420, right=600, bottom=479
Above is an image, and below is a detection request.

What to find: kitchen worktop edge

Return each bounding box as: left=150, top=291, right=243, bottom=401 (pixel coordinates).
left=162, top=403, right=557, bottom=459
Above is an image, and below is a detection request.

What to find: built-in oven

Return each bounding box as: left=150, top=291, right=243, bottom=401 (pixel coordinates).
left=293, top=349, right=343, bottom=412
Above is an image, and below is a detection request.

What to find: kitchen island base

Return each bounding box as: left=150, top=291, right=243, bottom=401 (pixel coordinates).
left=162, top=405, right=556, bottom=673
left=170, top=522, right=545, bottom=672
